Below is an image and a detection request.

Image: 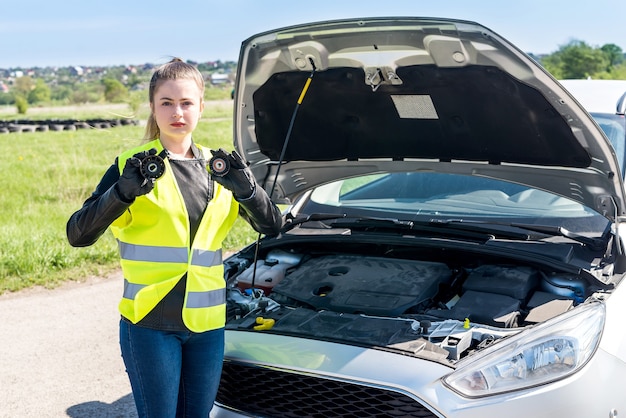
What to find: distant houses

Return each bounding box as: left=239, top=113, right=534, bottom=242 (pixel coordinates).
left=69, top=66, right=84, bottom=77
left=210, top=72, right=232, bottom=85
left=0, top=60, right=236, bottom=107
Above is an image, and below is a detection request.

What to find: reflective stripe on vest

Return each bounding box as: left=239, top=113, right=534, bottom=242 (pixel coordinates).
left=123, top=279, right=146, bottom=300
left=123, top=278, right=225, bottom=308
left=119, top=241, right=187, bottom=263
left=191, top=248, right=222, bottom=267
left=186, top=288, right=226, bottom=308
left=119, top=242, right=222, bottom=268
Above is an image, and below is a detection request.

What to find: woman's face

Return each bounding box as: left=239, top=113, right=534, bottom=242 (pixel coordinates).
left=151, top=78, right=204, bottom=143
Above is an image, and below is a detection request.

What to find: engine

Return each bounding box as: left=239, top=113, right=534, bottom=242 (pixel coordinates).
left=224, top=247, right=592, bottom=363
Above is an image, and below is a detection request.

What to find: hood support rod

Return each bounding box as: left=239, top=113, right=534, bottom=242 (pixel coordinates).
left=248, top=58, right=318, bottom=297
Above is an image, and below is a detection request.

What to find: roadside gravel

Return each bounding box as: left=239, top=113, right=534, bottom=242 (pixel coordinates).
left=0, top=271, right=138, bottom=418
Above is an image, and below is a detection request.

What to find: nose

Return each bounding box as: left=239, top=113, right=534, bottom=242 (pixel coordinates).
left=172, top=105, right=182, bottom=118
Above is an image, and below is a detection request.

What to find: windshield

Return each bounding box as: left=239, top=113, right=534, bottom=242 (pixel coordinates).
left=306, top=172, right=609, bottom=234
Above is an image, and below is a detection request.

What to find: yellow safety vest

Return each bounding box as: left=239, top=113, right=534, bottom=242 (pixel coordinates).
left=110, top=139, right=239, bottom=332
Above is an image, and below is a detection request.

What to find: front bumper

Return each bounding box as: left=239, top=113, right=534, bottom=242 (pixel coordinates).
left=211, top=332, right=626, bottom=418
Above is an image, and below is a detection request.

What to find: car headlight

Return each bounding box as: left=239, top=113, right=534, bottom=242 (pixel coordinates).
left=443, top=302, right=605, bottom=398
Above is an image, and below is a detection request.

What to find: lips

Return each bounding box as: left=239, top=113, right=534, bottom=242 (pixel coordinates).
left=171, top=122, right=185, bottom=128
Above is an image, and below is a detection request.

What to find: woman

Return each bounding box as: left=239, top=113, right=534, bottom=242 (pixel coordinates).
left=66, top=58, right=282, bottom=417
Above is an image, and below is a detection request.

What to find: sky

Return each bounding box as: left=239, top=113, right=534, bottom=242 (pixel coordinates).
left=1, top=0, right=625, bottom=68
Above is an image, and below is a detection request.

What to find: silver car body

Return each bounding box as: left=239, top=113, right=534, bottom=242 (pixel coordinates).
left=211, top=17, right=626, bottom=418
left=559, top=79, right=626, bottom=178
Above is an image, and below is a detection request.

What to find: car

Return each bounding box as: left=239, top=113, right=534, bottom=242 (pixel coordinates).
left=559, top=79, right=626, bottom=178
left=210, top=17, right=626, bottom=418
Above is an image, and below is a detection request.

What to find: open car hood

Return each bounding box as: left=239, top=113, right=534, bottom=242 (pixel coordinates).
left=233, top=17, right=626, bottom=219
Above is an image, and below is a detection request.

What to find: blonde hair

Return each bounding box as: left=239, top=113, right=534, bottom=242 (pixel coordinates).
left=143, top=58, right=205, bottom=141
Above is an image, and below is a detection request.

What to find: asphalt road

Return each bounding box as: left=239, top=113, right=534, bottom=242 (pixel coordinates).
left=0, top=271, right=138, bottom=417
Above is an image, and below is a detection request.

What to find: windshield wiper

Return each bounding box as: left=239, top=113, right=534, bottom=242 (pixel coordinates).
left=430, top=219, right=608, bottom=251
left=287, top=214, right=517, bottom=241
left=283, top=213, right=418, bottom=231
left=282, top=213, right=348, bottom=232
left=331, top=216, right=415, bottom=230
left=283, top=214, right=608, bottom=251
left=510, top=223, right=608, bottom=251
left=332, top=216, right=501, bottom=241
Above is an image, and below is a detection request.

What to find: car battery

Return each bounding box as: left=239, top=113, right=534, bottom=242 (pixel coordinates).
left=462, top=265, right=539, bottom=301
left=448, top=290, right=521, bottom=328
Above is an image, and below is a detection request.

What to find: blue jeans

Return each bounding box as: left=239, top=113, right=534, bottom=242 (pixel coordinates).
left=119, top=319, right=224, bottom=418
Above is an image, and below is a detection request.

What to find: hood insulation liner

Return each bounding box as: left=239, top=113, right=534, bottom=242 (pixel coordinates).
left=252, top=65, right=590, bottom=168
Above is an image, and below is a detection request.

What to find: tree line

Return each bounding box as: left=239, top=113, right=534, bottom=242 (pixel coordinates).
left=539, top=40, right=625, bottom=79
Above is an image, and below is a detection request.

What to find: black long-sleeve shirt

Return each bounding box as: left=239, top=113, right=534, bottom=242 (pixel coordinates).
left=67, top=144, right=282, bottom=330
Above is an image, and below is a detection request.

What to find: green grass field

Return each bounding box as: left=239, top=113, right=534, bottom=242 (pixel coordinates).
left=0, top=100, right=257, bottom=294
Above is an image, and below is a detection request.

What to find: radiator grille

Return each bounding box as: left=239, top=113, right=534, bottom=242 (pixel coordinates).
left=216, top=361, right=438, bottom=418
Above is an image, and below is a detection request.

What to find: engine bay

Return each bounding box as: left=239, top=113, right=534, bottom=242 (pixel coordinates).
left=224, top=242, right=605, bottom=364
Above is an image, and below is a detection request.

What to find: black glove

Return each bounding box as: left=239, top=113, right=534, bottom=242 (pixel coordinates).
left=209, top=148, right=256, bottom=200
left=116, top=149, right=157, bottom=202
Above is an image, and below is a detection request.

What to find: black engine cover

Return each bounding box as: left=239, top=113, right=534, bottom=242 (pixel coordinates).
left=271, top=255, right=451, bottom=316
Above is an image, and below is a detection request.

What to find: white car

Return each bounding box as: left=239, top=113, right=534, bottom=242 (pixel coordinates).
left=211, top=17, right=626, bottom=418
left=559, top=79, right=626, bottom=178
